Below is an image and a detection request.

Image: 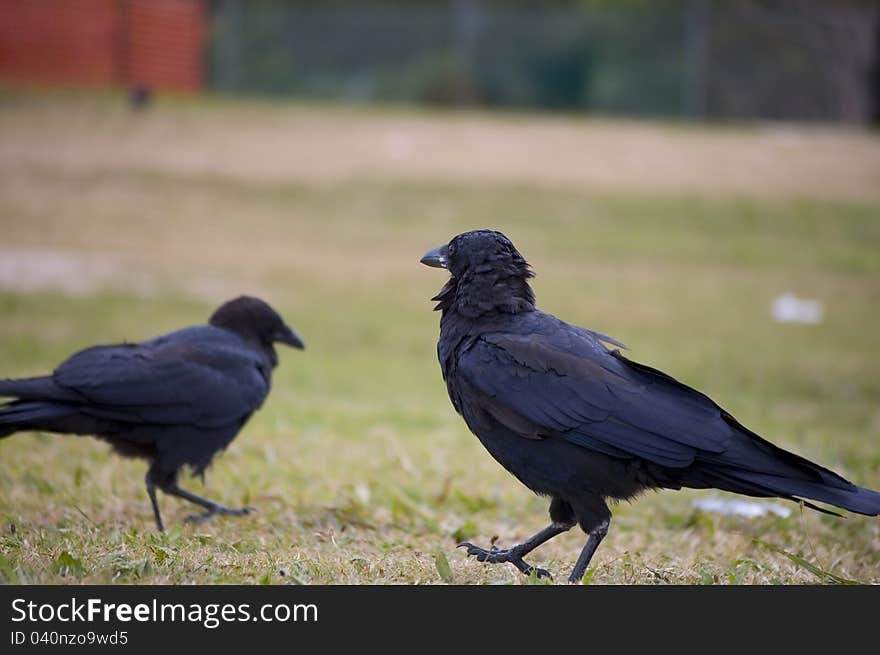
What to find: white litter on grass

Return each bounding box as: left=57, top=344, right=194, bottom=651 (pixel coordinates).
left=692, top=496, right=791, bottom=519
left=771, top=293, right=824, bottom=324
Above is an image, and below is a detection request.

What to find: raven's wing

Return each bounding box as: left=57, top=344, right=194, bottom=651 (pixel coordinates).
left=457, top=326, right=734, bottom=468
left=52, top=330, right=269, bottom=428
left=456, top=320, right=868, bottom=512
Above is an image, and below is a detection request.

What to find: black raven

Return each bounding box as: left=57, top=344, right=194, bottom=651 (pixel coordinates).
left=0, top=295, right=304, bottom=531
left=421, top=230, right=880, bottom=583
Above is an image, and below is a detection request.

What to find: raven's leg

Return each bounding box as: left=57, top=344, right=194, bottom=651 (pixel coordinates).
left=458, top=498, right=576, bottom=578
left=567, top=518, right=610, bottom=584
left=161, top=484, right=253, bottom=524
left=145, top=469, right=165, bottom=532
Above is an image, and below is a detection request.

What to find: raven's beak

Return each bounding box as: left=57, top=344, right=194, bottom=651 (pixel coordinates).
left=420, top=245, right=448, bottom=269
left=275, top=325, right=305, bottom=350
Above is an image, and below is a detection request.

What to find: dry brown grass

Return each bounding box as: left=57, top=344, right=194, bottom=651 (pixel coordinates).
left=1, top=93, right=879, bottom=203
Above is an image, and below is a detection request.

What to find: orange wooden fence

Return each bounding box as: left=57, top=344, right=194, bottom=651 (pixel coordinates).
left=0, top=0, right=206, bottom=92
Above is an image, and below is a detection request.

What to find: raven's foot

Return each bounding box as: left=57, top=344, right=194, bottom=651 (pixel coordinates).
left=457, top=542, right=551, bottom=579
left=184, top=505, right=254, bottom=525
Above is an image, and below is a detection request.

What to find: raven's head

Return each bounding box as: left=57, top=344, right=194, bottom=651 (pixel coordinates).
left=421, top=230, right=534, bottom=316
left=210, top=296, right=304, bottom=354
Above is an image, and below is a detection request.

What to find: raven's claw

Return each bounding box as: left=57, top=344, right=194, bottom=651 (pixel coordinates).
left=184, top=505, right=254, bottom=525
left=457, top=541, right=552, bottom=579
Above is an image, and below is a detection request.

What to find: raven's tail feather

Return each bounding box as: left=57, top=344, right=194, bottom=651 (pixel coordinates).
left=695, top=414, right=880, bottom=517
left=0, top=376, right=82, bottom=438
left=746, top=471, right=880, bottom=516
left=707, top=467, right=880, bottom=517
left=0, top=401, right=76, bottom=438
left=0, top=376, right=75, bottom=402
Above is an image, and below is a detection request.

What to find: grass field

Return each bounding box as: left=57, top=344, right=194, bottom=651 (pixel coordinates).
left=1, top=91, right=879, bottom=584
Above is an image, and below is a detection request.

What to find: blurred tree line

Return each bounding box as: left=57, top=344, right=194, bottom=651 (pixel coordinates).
left=209, top=0, right=880, bottom=123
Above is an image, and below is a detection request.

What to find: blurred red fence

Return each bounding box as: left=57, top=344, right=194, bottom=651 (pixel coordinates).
left=0, top=0, right=206, bottom=92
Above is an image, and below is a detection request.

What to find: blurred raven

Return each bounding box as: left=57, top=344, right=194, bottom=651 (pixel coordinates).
left=0, top=296, right=304, bottom=531
left=421, top=230, right=880, bottom=583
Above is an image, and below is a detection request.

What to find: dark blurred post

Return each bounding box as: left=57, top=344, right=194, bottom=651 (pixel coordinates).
left=211, top=0, right=244, bottom=92
left=453, top=0, right=483, bottom=105
left=872, top=10, right=880, bottom=125
left=684, top=0, right=709, bottom=119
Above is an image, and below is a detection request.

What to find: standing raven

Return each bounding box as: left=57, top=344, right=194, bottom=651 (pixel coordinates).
left=0, top=296, right=304, bottom=531
left=421, top=230, right=880, bottom=583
